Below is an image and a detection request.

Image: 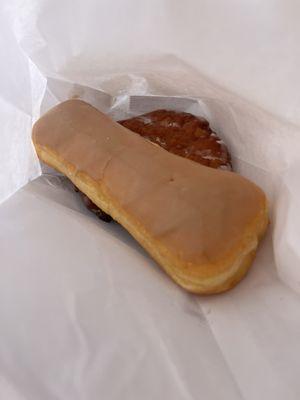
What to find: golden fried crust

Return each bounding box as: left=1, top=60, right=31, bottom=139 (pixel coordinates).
left=32, top=100, right=268, bottom=294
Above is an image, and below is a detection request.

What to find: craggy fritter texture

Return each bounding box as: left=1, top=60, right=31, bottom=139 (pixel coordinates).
left=76, top=109, right=232, bottom=221
left=119, top=110, right=231, bottom=170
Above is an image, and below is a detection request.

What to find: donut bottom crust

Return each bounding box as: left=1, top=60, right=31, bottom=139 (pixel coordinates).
left=35, top=143, right=268, bottom=294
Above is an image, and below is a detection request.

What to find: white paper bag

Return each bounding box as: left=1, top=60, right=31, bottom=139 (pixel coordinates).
left=1, top=1, right=300, bottom=399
